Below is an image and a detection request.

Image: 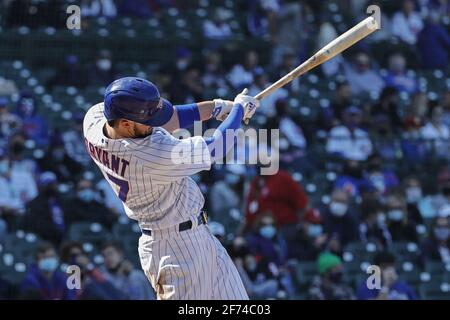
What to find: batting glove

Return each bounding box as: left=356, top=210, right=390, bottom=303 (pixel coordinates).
left=212, top=99, right=234, bottom=121
left=234, top=88, right=260, bottom=124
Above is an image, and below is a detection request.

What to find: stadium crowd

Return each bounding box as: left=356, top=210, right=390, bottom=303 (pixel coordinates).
left=0, top=0, right=449, bottom=300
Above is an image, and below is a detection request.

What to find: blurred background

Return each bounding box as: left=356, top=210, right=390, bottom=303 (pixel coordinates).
left=0, top=0, right=449, bottom=300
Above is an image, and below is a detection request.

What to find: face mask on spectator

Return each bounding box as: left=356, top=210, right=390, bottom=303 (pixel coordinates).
left=387, top=209, right=404, bottom=221
left=329, top=202, right=348, bottom=217
left=96, top=59, right=111, bottom=71
left=78, top=189, right=96, bottom=202
left=259, top=225, right=276, bottom=239
left=38, top=257, right=59, bottom=272
left=307, top=224, right=323, bottom=238
left=406, top=187, right=422, bottom=203
left=434, top=227, right=450, bottom=241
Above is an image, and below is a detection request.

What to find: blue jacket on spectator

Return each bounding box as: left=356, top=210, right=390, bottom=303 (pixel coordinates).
left=357, top=280, right=418, bottom=300
left=417, top=21, right=450, bottom=70
left=245, top=232, right=288, bottom=267
left=20, top=264, right=76, bottom=300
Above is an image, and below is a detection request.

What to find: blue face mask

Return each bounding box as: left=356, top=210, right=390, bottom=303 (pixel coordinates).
left=38, top=257, right=59, bottom=272
left=78, top=189, right=95, bottom=202
left=260, top=225, right=276, bottom=239
left=308, top=225, right=323, bottom=238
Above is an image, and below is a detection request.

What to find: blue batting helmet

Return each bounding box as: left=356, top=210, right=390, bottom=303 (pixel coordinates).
left=103, top=77, right=173, bottom=126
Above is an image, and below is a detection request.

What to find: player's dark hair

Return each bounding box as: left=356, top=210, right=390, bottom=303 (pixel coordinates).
left=108, top=119, right=118, bottom=128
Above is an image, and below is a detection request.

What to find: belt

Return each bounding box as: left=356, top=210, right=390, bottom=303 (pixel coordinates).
left=141, top=211, right=208, bottom=236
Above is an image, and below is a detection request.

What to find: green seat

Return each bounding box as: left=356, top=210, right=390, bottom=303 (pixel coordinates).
left=419, top=282, right=450, bottom=300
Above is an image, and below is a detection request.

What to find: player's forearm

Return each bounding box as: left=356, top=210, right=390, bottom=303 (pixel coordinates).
left=204, top=103, right=244, bottom=162
left=197, top=101, right=215, bottom=121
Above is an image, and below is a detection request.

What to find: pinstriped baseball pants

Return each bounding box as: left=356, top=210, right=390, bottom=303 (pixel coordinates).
left=138, top=223, right=249, bottom=300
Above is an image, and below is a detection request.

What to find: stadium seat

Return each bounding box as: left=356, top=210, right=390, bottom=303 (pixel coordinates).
left=295, top=261, right=318, bottom=287
left=68, top=222, right=113, bottom=247
left=419, top=282, right=450, bottom=300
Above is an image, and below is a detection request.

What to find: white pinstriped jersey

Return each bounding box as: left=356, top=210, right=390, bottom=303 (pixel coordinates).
left=83, top=103, right=211, bottom=230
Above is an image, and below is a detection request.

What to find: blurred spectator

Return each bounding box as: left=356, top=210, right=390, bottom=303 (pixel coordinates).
left=38, top=138, right=83, bottom=183
left=247, top=0, right=279, bottom=40
left=326, top=106, right=373, bottom=161
left=385, top=194, right=418, bottom=243
left=326, top=81, right=353, bottom=126
left=25, top=172, right=67, bottom=245
left=20, top=242, right=75, bottom=300
left=420, top=216, right=450, bottom=266
left=420, top=106, right=450, bottom=159
left=403, top=176, right=426, bottom=224
left=64, top=179, right=117, bottom=229
left=234, top=248, right=280, bottom=299
left=208, top=172, right=242, bottom=215
left=417, top=10, right=450, bottom=70
left=81, top=0, right=117, bottom=19
left=0, top=135, right=38, bottom=214
left=343, top=52, right=385, bottom=96
left=365, top=154, right=399, bottom=195
left=334, top=160, right=371, bottom=197
left=249, top=69, right=288, bottom=118
left=359, top=198, right=391, bottom=249
left=282, top=208, right=327, bottom=261
left=442, top=91, right=450, bottom=127
left=0, top=96, right=22, bottom=140
left=61, top=112, right=91, bottom=166
left=420, top=168, right=450, bottom=218
left=100, top=242, right=155, bottom=300
left=317, top=22, right=344, bottom=77
left=15, top=93, right=49, bottom=146
left=203, top=8, right=232, bottom=42
left=201, top=51, right=229, bottom=90
left=227, top=51, right=261, bottom=90
left=245, top=169, right=308, bottom=227
left=371, top=87, right=402, bottom=130
left=245, top=213, right=288, bottom=267
left=357, top=251, right=418, bottom=300
left=321, top=189, right=359, bottom=247
left=88, top=50, right=117, bottom=86
left=47, top=55, right=88, bottom=89
left=59, top=242, right=127, bottom=299
left=383, top=53, right=418, bottom=94
left=169, top=66, right=203, bottom=104
left=392, top=0, right=424, bottom=45
left=271, top=51, right=300, bottom=94
left=308, top=252, right=355, bottom=300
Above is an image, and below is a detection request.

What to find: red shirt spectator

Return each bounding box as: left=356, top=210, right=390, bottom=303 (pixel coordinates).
left=245, top=170, right=308, bottom=227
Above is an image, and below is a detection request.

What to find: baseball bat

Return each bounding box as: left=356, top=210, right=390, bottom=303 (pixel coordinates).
left=255, top=16, right=380, bottom=101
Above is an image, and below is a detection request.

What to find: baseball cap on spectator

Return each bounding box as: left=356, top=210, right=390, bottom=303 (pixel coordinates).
left=304, top=208, right=322, bottom=224
left=317, top=252, right=342, bottom=274
left=39, top=171, right=57, bottom=186
left=438, top=204, right=450, bottom=218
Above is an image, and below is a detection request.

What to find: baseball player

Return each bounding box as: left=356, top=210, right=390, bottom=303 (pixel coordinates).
left=83, top=77, right=259, bottom=300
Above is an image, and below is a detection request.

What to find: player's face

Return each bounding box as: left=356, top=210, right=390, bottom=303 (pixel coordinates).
left=132, top=122, right=152, bottom=138
left=120, top=120, right=152, bottom=138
